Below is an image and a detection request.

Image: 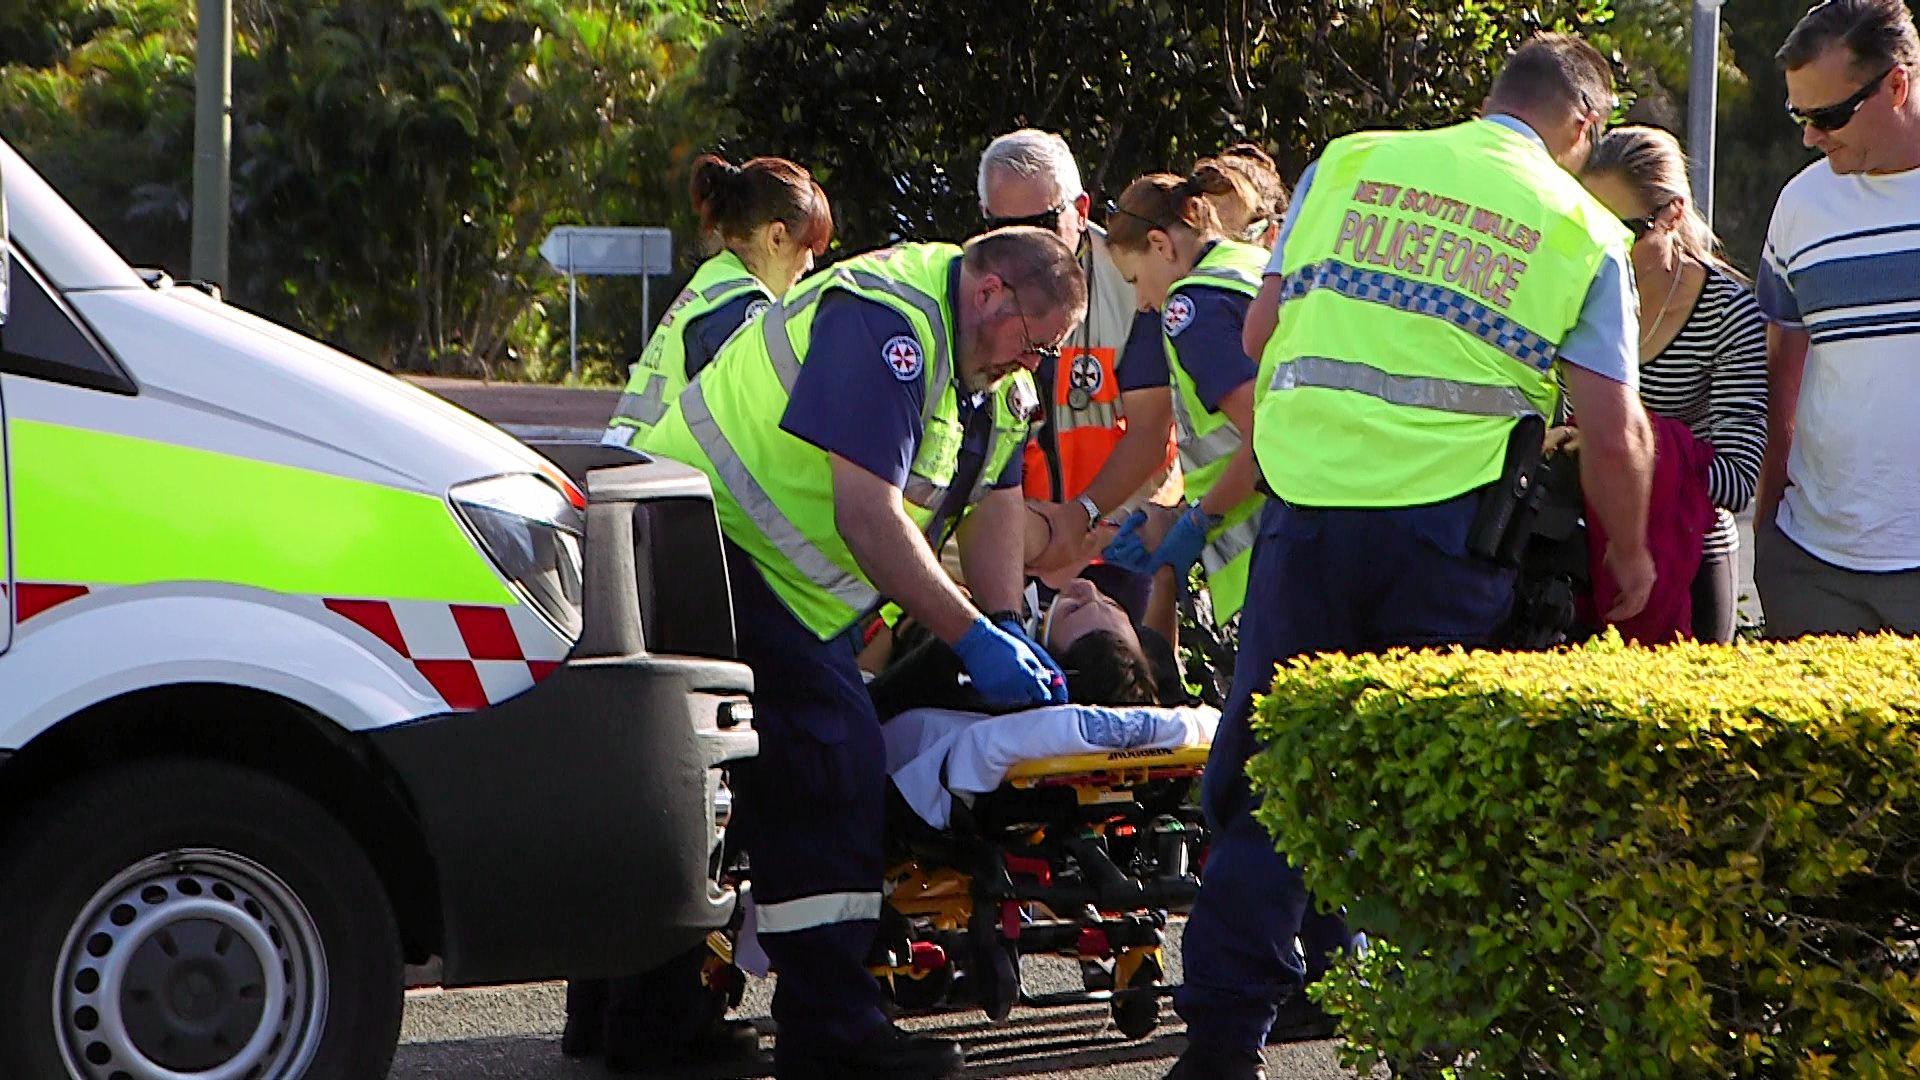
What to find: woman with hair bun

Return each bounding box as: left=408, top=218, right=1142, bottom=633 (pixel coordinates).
left=1098, top=165, right=1272, bottom=626
left=604, top=152, right=833, bottom=450
left=1209, top=143, right=1290, bottom=247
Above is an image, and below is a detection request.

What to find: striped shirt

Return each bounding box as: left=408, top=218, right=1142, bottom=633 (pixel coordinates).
left=1638, top=266, right=1768, bottom=558
left=1758, top=159, right=1920, bottom=571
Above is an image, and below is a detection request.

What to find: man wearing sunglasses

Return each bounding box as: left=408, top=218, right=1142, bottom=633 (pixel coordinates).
left=1755, top=0, right=1920, bottom=638
left=979, top=130, right=1179, bottom=605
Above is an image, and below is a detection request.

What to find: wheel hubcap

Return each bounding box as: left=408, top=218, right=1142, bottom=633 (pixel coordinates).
left=56, top=850, right=329, bottom=1080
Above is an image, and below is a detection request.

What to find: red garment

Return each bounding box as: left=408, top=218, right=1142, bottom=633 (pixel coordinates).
left=1579, top=414, right=1716, bottom=645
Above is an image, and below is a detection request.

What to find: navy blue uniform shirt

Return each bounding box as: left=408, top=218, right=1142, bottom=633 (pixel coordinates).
left=680, top=293, right=765, bottom=380
left=781, top=273, right=1021, bottom=492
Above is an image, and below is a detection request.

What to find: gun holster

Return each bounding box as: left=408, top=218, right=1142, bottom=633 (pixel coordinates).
left=1467, top=416, right=1547, bottom=567
left=1502, top=450, right=1593, bottom=649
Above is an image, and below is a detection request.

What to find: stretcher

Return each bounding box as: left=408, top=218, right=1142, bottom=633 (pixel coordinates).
left=871, top=704, right=1216, bottom=1039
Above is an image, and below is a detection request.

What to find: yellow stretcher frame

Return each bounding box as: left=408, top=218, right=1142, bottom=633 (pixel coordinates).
left=1002, top=743, right=1211, bottom=805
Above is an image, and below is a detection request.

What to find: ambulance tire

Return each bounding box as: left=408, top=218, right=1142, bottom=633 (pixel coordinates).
left=0, top=758, right=404, bottom=1080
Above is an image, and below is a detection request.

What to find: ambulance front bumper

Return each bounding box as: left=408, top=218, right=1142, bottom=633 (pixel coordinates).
left=370, top=456, right=758, bottom=987
left=371, top=654, right=754, bottom=986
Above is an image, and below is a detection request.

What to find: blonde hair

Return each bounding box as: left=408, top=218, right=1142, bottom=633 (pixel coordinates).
left=1583, top=126, right=1743, bottom=281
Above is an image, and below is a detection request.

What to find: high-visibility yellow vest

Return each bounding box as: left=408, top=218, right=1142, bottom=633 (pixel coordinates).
left=1257, top=119, right=1628, bottom=508
left=604, top=251, right=772, bottom=450
left=1162, top=239, right=1270, bottom=624
left=643, top=244, right=1036, bottom=639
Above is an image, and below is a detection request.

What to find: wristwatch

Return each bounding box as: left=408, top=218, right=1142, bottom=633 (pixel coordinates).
left=1076, top=494, right=1102, bottom=531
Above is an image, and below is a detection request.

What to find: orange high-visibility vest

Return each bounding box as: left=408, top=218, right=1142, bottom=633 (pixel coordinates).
left=1023, top=229, right=1179, bottom=502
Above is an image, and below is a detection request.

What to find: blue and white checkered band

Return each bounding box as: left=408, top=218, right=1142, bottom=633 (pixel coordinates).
left=1282, top=260, right=1560, bottom=372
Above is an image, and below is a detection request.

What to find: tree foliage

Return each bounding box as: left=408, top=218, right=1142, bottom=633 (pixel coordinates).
left=0, top=0, right=1826, bottom=379
left=714, top=0, right=1637, bottom=251
left=0, top=0, right=723, bottom=377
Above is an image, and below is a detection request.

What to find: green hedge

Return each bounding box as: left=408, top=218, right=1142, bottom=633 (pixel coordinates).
left=1248, top=633, right=1920, bottom=1079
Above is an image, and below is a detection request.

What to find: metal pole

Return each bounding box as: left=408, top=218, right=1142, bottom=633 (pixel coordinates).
left=191, top=0, right=231, bottom=288
left=641, top=274, right=652, bottom=351
left=1688, top=0, right=1724, bottom=228
left=568, top=270, right=579, bottom=382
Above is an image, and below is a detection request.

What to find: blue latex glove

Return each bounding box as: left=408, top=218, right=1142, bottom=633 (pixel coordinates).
left=1153, top=503, right=1219, bottom=577
left=992, top=615, right=1070, bottom=705
left=1099, top=509, right=1156, bottom=575
left=954, top=618, right=1065, bottom=709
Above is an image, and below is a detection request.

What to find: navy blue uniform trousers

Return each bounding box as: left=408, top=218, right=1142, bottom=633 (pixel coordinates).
left=724, top=541, right=890, bottom=1054
left=1175, top=493, right=1517, bottom=1054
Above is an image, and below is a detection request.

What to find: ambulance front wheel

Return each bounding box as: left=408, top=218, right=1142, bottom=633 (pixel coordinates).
left=0, top=758, right=404, bottom=1080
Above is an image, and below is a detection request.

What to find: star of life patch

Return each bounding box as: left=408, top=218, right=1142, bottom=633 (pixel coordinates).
left=744, top=298, right=772, bottom=321
left=1163, top=293, right=1196, bottom=337
left=883, top=334, right=924, bottom=382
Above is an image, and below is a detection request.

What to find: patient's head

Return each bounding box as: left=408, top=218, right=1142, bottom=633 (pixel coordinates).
left=1045, top=578, right=1140, bottom=655
left=1045, top=579, right=1157, bottom=705
left=1059, top=632, right=1159, bottom=705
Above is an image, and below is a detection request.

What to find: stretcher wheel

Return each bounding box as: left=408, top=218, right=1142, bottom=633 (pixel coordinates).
left=887, top=962, right=954, bottom=1013
left=1111, top=950, right=1164, bottom=1040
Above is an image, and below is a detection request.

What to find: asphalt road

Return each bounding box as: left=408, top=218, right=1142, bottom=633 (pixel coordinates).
left=395, top=922, right=1356, bottom=1080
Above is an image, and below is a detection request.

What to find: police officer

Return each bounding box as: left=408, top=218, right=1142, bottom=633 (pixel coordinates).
left=602, top=153, right=832, bottom=451
left=1097, top=163, right=1273, bottom=627
left=1169, top=34, right=1658, bottom=1079
left=643, top=227, right=1086, bottom=1079
left=979, top=130, right=1176, bottom=608
left=569, top=152, right=833, bottom=1074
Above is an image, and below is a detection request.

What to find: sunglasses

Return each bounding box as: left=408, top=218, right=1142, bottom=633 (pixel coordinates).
left=1621, top=212, right=1658, bottom=239
left=985, top=202, right=1067, bottom=231
left=1788, top=65, right=1896, bottom=132
left=1105, top=199, right=1170, bottom=233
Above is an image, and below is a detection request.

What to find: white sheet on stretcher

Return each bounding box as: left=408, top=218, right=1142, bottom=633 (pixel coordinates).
left=884, top=704, right=1219, bottom=829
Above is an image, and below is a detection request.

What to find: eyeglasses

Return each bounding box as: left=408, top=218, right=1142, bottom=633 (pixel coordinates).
left=1008, top=288, right=1062, bottom=366
left=985, top=202, right=1067, bottom=232
left=1105, top=199, right=1169, bottom=233
left=1621, top=212, right=1658, bottom=239
left=1788, top=65, right=1897, bottom=131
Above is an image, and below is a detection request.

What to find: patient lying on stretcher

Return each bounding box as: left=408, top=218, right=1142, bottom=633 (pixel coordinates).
left=859, top=576, right=1215, bottom=832
left=860, top=576, right=1181, bottom=716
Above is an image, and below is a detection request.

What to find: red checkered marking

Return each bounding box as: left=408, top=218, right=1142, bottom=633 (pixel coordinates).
left=7, top=582, right=92, bottom=623
left=325, top=597, right=569, bottom=711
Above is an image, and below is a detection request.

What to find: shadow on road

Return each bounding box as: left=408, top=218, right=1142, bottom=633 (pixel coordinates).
left=393, top=1001, right=1187, bottom=1079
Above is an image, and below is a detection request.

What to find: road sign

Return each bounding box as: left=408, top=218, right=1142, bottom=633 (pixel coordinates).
left=540, top=226, right=672, bottom=276
left=540, top=226, right=675, bottom=379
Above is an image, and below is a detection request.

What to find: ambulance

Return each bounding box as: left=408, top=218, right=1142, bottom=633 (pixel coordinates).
left=0, top=139, right=755, bottom=1079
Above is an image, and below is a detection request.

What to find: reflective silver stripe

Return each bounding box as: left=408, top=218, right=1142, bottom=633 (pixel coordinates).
left=702, top=279, right=759, bottom=302
left=1280, top=260, right=1559, bottom=370
left=1267, top=356, right=1538, bottom=418
left=761, top=269, right=953, bottom=428
left=756, top=891, right=884, bottom=935
left=681, top=384, right=880, bottom=613
left=1187, top=265, right=1260, bottom=290
left=1171, top=388, right=1243, bottom=474
left=761, top=290, right=828, bottom=392
left=903, top=475, right=944, bottom=509
left=1201, top=515, right=1259, bottom=576
left=1056, top=400, right=1120, bottom=431
left=608, top=376, right=669, bottom=428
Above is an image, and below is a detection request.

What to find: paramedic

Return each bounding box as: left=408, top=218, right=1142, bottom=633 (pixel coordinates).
left=603, top=153, right=833, bottom=451
left=642, top=227, right=1086, bottom=1079
left=1099, top=163, right=1272, bottom=627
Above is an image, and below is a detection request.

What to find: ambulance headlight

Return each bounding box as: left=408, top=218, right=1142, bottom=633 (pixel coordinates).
left=451, top=474, right=585, bottom=640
